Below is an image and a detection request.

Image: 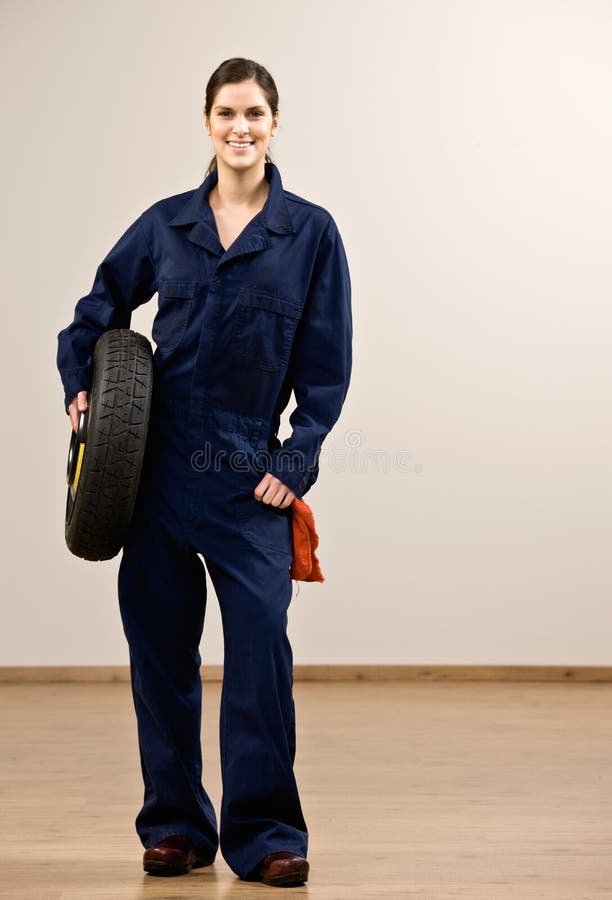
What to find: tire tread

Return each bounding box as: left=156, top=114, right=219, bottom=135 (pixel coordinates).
left=65, top=329, right=153, bottom=561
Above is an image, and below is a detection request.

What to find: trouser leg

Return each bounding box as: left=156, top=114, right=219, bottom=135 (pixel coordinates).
left=204, top=552, right=308, bottom=879
left=117, top=503, right=218, bottom=859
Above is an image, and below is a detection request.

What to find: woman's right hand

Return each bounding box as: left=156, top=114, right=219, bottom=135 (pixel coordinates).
left=68, top=391, right=88, bottom=433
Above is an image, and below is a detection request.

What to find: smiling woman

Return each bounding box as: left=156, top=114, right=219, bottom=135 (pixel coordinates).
left=205, top=79, right=278, bottom=178
left=56, top=55, right=352, bottom=889
left=204, top=80, right=279, bottom=253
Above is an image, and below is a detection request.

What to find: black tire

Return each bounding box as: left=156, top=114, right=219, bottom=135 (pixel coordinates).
left=65, top=329, right=154, bottom=561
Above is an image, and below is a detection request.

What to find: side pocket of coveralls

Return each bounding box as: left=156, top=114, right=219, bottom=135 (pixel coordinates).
left=232, top=288, right=302, bottom=372
left=236, top=493, right=294, bottom=555
left=152, top=279, right=196, bottom=357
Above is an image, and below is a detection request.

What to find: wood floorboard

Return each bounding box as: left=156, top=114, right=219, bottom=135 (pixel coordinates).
left=0, top=681, right=610, bottom=899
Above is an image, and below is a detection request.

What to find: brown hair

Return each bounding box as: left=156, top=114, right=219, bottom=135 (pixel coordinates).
left=203, top=58, right=279, bottom=177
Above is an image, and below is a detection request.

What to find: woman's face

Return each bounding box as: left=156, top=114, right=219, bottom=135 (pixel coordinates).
left=205, top=80, right=278, bottom=174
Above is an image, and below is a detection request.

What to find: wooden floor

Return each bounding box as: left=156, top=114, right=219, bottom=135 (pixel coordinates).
left=0, top=680, right=610, bottom=899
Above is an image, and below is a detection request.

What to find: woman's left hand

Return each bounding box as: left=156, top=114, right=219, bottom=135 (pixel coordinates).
left=254, top=473, right=296, bottom=508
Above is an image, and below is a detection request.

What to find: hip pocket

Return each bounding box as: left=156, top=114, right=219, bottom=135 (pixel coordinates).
left=236, top=493, right=294, bottom=555
left=233, top=288, right=302, bottom=372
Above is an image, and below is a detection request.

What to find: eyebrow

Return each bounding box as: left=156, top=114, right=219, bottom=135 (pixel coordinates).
left=214, top=105, right=266, bottom=111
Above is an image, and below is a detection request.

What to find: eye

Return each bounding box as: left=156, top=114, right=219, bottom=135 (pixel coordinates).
left=218, top=110, right=264, bottom=117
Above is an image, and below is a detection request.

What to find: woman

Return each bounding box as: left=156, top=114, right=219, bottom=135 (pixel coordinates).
left=56, top=57, right=352, bottom=887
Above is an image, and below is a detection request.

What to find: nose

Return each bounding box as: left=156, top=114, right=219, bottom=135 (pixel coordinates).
left=233, top=116, right=250, bottom=136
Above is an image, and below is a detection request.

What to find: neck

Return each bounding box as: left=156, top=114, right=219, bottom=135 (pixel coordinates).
left=211, top=159, right=269, bottom=209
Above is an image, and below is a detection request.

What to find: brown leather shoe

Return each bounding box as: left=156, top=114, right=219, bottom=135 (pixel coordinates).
left=143, top=834, right=215, bottom=876
left=256, top=850, right=310, bottom=886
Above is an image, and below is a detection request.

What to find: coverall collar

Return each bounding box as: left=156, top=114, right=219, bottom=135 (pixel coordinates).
left=167, top=161, right=295, bottom=261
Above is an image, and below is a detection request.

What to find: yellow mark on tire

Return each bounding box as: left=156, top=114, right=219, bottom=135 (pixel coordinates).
left=73, top=443, right=86, bottom=492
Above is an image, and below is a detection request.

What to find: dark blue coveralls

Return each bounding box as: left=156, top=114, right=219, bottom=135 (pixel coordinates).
left=56, top=161, right=352, bottom=879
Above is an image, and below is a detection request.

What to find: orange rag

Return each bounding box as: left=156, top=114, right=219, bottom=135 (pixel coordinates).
left=290, top=497, right=325, bottom=582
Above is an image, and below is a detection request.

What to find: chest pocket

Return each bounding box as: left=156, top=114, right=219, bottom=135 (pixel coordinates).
left=152, top=280, right=196, bottom=356
left=233, top=288, right=302, bottom=372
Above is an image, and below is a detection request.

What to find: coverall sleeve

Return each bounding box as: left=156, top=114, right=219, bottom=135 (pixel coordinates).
left=267, top=214, right=353, bottom=499
left=56, top=214, right=156, bottom=415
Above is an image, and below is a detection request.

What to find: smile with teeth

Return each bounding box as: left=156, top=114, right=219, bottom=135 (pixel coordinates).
left=228, top=141, right=254, bottom=148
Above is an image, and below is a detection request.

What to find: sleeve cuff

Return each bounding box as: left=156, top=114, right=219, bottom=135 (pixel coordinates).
left=266, top=448, right=320, bottom=500
left=61, top=365, right=92, bottom=415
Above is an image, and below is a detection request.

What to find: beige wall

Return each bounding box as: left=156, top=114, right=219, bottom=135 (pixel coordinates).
left=2, top=0, right=611, bottom=665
